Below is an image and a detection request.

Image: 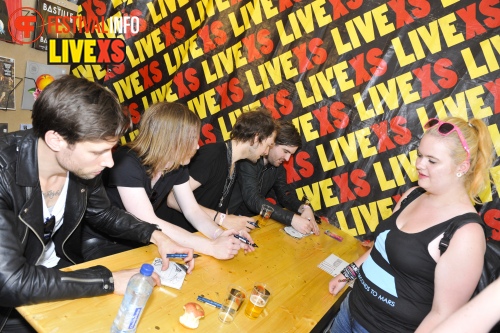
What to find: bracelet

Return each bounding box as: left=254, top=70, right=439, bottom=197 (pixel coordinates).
left=213, top=228, right=223, bottom=239
left=340, top=267, right=356, bottom=281
left=213, top=211, right=219, bottom=221
left=340, top=262, right=359, bottom=281
left=218, top=213, right=226, bottom=226
left=349, top=262, right=359, bottom=275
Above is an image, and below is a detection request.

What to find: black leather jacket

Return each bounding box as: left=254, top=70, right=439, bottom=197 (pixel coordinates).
left=228, top=158, right=302, bottom=225
left=0, top=131, right=158, bottom=329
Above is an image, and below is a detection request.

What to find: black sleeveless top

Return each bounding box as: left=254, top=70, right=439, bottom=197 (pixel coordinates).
left=349, top=188, right=483, bottom=333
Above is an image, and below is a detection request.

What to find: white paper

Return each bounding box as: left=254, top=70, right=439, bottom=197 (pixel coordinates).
left=152, top=258, right=186, bottom=290
left=318, top=254, right=354, bottom=287
left=283, top=226, right=313, bottom=239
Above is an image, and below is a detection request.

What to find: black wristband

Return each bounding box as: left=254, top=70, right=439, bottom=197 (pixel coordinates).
left=340, top=262, right=359, bottom=281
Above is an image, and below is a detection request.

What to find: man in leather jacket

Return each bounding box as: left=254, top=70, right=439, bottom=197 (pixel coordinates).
left=0, top=75, right=194, bottom=332
left=228, top=121, right=320, bottom=235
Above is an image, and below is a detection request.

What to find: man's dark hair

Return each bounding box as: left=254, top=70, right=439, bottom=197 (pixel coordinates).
left=230, top=107, right=276, bottom=143
left=275, top=120, right=302, bottom=149
left=32, top=75, right=129, bottom=144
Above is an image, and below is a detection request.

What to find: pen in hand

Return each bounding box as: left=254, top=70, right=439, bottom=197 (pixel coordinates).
left=233, top=234, right=258, bottom=247
left=247, top=221, right=260, bottom=228
left=166, top=253, right=201, bottom=259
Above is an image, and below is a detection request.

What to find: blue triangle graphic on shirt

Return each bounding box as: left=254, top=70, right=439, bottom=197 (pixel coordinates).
left=363, top=230, right=398, bottom=297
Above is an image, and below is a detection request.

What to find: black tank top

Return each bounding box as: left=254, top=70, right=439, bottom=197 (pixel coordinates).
left=349, top=188, right=482, bottom=333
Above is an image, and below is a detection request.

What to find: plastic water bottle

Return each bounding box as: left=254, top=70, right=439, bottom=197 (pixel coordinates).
left=110, top=263, right=155, bottom=333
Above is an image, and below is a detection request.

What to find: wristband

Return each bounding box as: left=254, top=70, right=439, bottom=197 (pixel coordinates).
left=340, top=267, right=355, bottom=281
left=349, top=262, right=359, bottom=275
left=213, top=211, right=219, bottom=221
left=340, top=262, right=359, bottom=281
left=218, top=213, right=226, bottom=226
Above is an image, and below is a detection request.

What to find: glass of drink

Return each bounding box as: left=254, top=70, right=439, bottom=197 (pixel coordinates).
left=259, top=204, right=274, bottom=227
left=218, top=285, right=246, bottom=323
left=244, top=283, right=271, bottom=319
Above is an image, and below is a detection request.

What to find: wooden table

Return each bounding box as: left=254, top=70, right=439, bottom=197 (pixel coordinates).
left=17, top=219, right=366, bottom=332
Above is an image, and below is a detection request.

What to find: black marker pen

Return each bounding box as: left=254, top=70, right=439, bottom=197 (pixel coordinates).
left=234, top=234, right=258, bottom=247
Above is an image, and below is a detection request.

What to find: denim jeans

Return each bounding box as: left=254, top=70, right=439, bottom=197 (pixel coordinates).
left=330, top=293, right=370, bottom=333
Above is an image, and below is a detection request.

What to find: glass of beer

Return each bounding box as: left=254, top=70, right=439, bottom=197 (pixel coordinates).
left=258, top=204, right=274, bottom=227
left=244, top=283, right=271, bottom=319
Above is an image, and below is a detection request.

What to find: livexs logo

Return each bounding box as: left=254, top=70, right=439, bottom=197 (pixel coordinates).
left=47, top=38, right=125, bottom=64
left=8, top=6, right=130, bottom=64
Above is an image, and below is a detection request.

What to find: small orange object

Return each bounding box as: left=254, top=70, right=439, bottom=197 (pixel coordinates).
left=35, top=74, right=55, bottom=91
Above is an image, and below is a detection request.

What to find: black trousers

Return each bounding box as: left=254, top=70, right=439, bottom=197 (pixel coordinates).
left=1, top=310, right=36, bottom=333
left=1, top=258, right=73, bottom=333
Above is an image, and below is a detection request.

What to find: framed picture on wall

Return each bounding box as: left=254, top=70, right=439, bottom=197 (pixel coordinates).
left=0, top=0, right=23, bottom=44
left=0, top=56, right=15, bottom=110
left=22, top=61, right=66, bottom=110
left=32, top=0, right=77, bottom=51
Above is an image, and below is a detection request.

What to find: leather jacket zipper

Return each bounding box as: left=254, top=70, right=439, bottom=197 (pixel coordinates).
left=18, top=215, right=46, bottom=265
left=258, top=165, right=273, bottom=193
left=61, top=277, right=104, bottom=283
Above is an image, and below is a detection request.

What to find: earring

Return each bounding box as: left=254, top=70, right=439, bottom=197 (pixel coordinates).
left=456, top=172, right=462, bottom=178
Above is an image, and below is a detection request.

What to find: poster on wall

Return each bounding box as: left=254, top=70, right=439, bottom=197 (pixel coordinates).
left=32, top=0, right=76, bottom=51
left=0, top=0, right=23, bottom=44
left=0, top=55, right=15, bottom=110
left=71, top=0, right=500, bottom=240
left=22, top=61, right=66, bottom=110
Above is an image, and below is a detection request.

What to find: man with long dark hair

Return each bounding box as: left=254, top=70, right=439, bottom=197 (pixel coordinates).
left=228, top=120, right=320, bottom=235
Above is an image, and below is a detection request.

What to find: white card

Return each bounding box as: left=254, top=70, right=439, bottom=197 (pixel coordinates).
left=318, top=254, right=354, bottom=287
left=152, top=258, right=186, bottom=290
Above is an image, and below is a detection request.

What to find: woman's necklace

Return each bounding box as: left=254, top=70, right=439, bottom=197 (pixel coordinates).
left=218, top=141, right=236, bottom=208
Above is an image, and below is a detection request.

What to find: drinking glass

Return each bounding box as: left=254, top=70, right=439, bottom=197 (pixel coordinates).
left=244, top=283, right=271, bottom=319
left=259, top=204, right=274, bottom=227
left=218, top=285, right=246, bottom=323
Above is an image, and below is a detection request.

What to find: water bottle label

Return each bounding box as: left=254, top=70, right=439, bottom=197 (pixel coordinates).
left=126, top=307, right=143, bottom=329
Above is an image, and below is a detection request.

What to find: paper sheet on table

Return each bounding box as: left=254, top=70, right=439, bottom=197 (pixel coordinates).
left=152, top=258, right=186, bottom=290
left=318, top=254, right=354, bottom=287
left=283, top=226, right=313, bottom=239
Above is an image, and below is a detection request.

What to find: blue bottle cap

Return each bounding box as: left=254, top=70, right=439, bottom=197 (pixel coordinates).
left=140, top=263, right=154, bottom=276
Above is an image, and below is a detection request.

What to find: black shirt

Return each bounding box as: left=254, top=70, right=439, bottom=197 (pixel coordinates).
left=104, top=146, right=189, bottom=211
left=83, top=146, right=189, bottom=239
left=157, top=142, right=233, bottom=232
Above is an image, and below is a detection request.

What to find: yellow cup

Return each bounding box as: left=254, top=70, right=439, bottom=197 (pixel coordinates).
left=244, top=283, right=271, bottom=319
left=258, top=205, right=274, bottom=227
